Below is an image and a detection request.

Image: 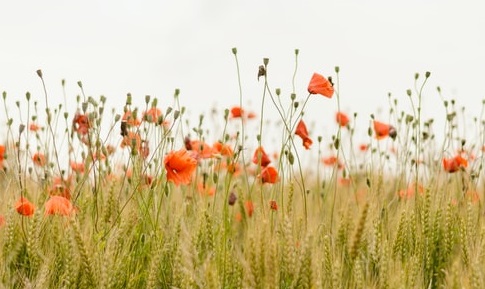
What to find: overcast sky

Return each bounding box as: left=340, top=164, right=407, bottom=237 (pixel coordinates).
left=1, top=0, right=484, bottom=147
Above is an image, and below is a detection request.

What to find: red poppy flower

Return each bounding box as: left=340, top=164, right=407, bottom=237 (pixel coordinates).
left=373, top=121, right=397, bottom=140
left=358, top=143, right=369, bottom=152
left=443, top=155, right=468, bottom=173
left=44, top=195, right=74, bottom=216
left=295, top=120, right=313, bottom=149
left=269, top=200, right=278, bottom=211
left=398, top=183, right=424, bottom=199
left=0, top=145, right=5, bottom=170
left=322, top=156, right=343, bottom=169
left=143, top=107, right=163, bottom=123
left=336, top=112, right=350, bottom=127
left=164, top=149, right=198, bottom=186
left=197, top=182, right=215, bottom=196
left=0, top=215, right=5, bottom=227
left=15, top=197, right=35, bottom=217
left=307, top=73, right=334, bottom=98
left=32, top=152, right=47, bottom=167
left=230, top=106, right=244, bottom=118
left=253, top=146, right=271, bottom=167
left=260, top=166, right=278, bottom=184
left=72, top=113, right=90, bottom=135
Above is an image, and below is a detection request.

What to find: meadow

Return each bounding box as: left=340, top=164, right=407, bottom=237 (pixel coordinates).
left=1, top=48, right=484, bottom=289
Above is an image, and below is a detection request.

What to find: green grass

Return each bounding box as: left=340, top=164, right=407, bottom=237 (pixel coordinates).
left=0, top=49, right=484, bottom=288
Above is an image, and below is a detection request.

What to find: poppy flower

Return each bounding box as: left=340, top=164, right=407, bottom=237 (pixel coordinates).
left=245, top=200, right=254, bottom=217
left=189, top=140, right=212, bottom=159
left=230, top=106, right=244, bottom=118
left=0, top=215, right=5, bottom=227
left=260, top=166, right=278, bottom=184
left=32, top=152, right=47, bottom=167
left=122, top=110, right=141, bottom=127
left=70, top=161, right=85, bottom=174
left=212, top=141, right=234, bottom=157
left=322, top=156, right=343, bottom=169
left=398, top=183, right=424, bottom=199
left=442, top=155, right=468, bottom=173
left=143, top=107, right=163, bottom=123
left=0, top=145, right=5, bottom=170
left=15, top=197, right=35, bottom=217
left=164, top=149, right=198, bottom=186
left=373, top=121, right=397, bottom=140
left=269, top=200, right=278, bottom=211
left=252, top=146, right=271, bottom=167
left=29, top=123, right=41, bottom=132
left=120, top=131, right=146, bottom=156
left=44, top=195, right=74, bottom=216
left=295, top=120, right=313, bottom=149
left=197, top=182, right=215, bottom=196
left=336, top=112, right=350, bottom=127
left=358, top=143, right=369, bottom=152
left=72, top=113, right=90, bottom=135
left=307, top=73, right=334, bottom=98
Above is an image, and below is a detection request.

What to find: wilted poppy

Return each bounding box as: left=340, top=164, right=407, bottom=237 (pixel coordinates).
left=44, top=195, right=74, bottom=216
left=373, top=121, right=397, bottom=140
left=253, top=146, right=271, bottom=167
left=143, top=107, right=163, bottom=123
left=15, top=197, right=35, bottom=217
left=260, top=166, right=278, bottom=184
left=295, top=120, right=313, bottom=149
left=164, top=149, right=198, bottom=186
left=32, top=152, right=47, bottom=167
left=443, top=155, right=468, bottom=173
left=336, top=112, right=350, bottom=127
left=307, top=73, right=334, bottom=98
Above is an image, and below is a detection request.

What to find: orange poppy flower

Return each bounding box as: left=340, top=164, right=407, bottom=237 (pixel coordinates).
left=29, top=123, right=41, bottom=132
left=122, top=110, right=141, bottom=126
left=70, top=161, right=85, bottom=174
left=143, top=107, right=163, bottom=123
left=32, top=152, right=47, bottom=167
left=44, top=195, right=74, bottom=216
left=260, top=166, right=278, bottom=184
left=230, top=106, right=244, bottom=118
left=190, top=140, right=212, bottom=159
left=358, top=143, right=369, bottom=152
left=197, top=182, right=216, bottom=196
left=120, top=131, right=142, bottom=151
left=322, top=156, right=343, bottom=169
left=72, top=113, right=90, bottom=135
left=269, top=200, right=278, bottom=211
left=212, top=141, right=234, bottom=157
left=335, top=112, right=350, bottom=127
left=164, top=149, right=198, bottom=186
left=295, top=120, right=313, bottom=149
left=398, top=183, right=424, bottom=199
left=373, top=121, right=397, bottom=140
left=442, top=155, right=468, bottom=173
left=253, top=146, right=271, bottom=167
left=245, top=200, right=254, bottom=217
left=15, top=197, right=35, bottom=217
left=0, top=215, right=5, bottom=227
left=307, top=73, right=334, bottom=98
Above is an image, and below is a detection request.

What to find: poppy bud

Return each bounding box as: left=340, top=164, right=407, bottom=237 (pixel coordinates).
left=389, top=126, right=397, bottom=140
left=36, top=69, right=43, bottom=78
left=231, top=47, right=237, bottom=55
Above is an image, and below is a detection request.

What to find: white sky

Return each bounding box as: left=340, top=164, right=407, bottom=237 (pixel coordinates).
left=1, top=0, right=484, bottom=149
